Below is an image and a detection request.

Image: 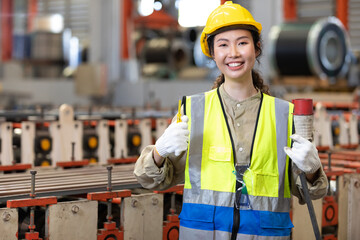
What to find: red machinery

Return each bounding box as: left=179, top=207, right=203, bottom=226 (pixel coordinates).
left=87, top=166, right=132, bottom=240
left=7, top=171, right=57, bottom=240
left=155, top=184, right=184, bottom=240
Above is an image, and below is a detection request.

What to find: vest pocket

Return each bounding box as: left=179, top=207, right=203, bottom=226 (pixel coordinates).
left=208, top=146, right=231, bottom=162
left=252, top=172, right=278, bottom=197
left=204, top=146, right=234, bottom=192
left=259, top=211, right=294, bottom=235
left=179, top=203, right=215, bottom=231
left=260, top=211, right=294, bottom=228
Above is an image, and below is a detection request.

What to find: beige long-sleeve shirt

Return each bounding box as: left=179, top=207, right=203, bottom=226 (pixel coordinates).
left=134, top=85, right=328, bottom=203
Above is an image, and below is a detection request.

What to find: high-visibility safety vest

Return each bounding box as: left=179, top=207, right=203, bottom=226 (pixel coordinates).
left=179, top=88, right=294, bottom=240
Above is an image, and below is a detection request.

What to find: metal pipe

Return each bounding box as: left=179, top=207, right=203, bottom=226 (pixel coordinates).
left=29, top=171, right=37, bottom=233
left=107, top=166, right=113, bottom=222
left=71, top=142, right=75, bottom=161
left=0, top=164, right=139, bottom=201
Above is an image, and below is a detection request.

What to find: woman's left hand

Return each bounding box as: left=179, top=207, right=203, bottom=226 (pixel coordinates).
left=284, top=134, right=322, bottom=174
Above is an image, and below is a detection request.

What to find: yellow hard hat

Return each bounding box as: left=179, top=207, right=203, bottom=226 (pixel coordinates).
left=200, top=1, right=262, bottom=57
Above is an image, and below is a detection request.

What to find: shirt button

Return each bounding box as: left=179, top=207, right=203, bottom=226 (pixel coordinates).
left=236, top=123, right=240, bottom=127
left=237, top=103, right=241, bottom=108
left=239, top=147, right=244, bottom=152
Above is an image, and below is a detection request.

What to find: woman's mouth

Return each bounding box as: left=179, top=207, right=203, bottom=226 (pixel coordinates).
left=227, top=62, right=244, bottom=70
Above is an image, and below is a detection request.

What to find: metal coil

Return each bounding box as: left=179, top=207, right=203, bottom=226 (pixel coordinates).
left=268, top=17, right=351, bottom=82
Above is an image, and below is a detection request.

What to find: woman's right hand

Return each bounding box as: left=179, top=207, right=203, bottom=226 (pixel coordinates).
left=155, top=115, right=189, bottom=158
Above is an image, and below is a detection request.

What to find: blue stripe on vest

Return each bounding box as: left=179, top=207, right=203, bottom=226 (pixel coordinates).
left=179, top=203, right=293, bottom=236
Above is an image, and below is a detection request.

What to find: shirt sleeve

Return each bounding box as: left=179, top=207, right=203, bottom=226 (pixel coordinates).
left=133, top=145, right=186, bottom=191
left=290, top=163, right=328, bottom=204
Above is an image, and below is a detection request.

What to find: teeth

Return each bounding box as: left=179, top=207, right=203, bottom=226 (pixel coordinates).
left=228, top=63, right=241, bottom=67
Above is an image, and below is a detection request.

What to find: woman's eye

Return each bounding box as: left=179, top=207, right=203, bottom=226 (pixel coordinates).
left=239, top=42, right=248, bottom=45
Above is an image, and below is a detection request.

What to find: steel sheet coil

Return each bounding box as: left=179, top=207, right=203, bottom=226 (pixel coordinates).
left=268, top=17, right=351, bottom=82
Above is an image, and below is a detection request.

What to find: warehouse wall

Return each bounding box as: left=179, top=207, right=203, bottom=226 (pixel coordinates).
left=1, top=77, right=90, bottom=106
left=112, top=80, right=213, bottom=108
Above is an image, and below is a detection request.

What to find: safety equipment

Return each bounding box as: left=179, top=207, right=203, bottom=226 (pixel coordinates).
left=155, top=115, right=189, bottom=157
left=284, top=134, right=322, bottom=174
left=200, top=1, right=262, bottom=57
left=179, top=90, right=294, bottom=239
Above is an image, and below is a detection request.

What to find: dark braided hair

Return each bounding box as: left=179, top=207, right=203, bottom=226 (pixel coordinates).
left=207, top=25, right=270, bottom=95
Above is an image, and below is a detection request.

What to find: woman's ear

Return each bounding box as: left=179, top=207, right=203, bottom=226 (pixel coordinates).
left=256, top=42, right=261, bottom=57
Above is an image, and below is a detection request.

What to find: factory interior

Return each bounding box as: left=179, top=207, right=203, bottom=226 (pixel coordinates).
left=0, top=0, right=360, bottom=239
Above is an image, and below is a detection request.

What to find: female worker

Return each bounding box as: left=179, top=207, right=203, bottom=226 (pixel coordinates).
left=134, top=1, right=328, bottom=239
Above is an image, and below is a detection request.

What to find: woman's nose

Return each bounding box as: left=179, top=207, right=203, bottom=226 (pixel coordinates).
left=229, top=44, right=240, bottom=57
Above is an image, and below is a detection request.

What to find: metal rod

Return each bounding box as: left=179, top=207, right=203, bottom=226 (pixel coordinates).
left=107, top=166, right=113, bottom=192
left=107, top=166, right=113, bottom=222
left=0, top=176, right=135, bottom=195
left=29, top=207, right=35, bottom=233
left=107, top=201, right=112, bottom=222
left=29, top=171, right=37, bottom=233
left=30, top=170, right=37, bottom=198
left=328, top=151, right=332, bottom=171
left=71, top=142, right=75, bottom=161
left=170, top=192, right=176, bottom=214
left=299, top=172, right=321, bottom=240
left=0, top=164, right=138, bottom=200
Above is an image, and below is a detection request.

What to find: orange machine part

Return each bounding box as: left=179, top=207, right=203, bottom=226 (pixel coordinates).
left=0, top=164, right=32, bottom=172
left=107, top=157, right=138, bottom=164
left=323, top=235, right=337, bottom=240
left=97, top=222, right=123, bottom=240
left=163, top=213, right=179, bottom=240
left=284, top=0, right=297, bottom=21
left=322, top=196, right=338, bottom=227
left=7, top=196, right=57, bottom=208
left=28, top=0, right=37, bottom=32
left=87, top=189, right=131, bottom=201
left=336, top=0, right=348, bottom=29
left=1, top=0, right=13, bottom=61
left=56, top=159, right=89, bottom=168
left=154, top=184, right=184, bottom=195
left=25, top=231, right=42, bottom=240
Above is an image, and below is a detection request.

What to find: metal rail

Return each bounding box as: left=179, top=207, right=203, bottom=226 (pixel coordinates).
left=0, top=164, right=140, bottom=202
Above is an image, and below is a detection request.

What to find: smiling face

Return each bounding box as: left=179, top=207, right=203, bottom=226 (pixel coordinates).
left=212, top=29, right=258, bottom=84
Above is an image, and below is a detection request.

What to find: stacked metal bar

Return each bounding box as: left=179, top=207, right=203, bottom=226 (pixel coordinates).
left=0, top=164, right=140, bottom=202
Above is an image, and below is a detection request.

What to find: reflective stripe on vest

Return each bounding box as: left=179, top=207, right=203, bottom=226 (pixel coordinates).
left=180, top=226, right=291, bottom=240
left=179, top=90, right=294, bottom=239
